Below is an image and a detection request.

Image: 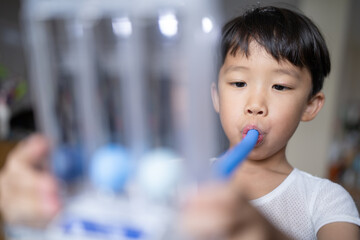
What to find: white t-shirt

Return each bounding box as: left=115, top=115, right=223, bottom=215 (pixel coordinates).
left=250, top=168, right=360, bottom=239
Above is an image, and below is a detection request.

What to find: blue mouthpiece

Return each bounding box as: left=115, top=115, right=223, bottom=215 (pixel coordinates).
left=216, top=129, right=259, bottom=178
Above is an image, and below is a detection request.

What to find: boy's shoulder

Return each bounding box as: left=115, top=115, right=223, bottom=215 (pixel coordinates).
left=293, top=169, right=360, bottom=232
left=294, top=168, right=331, bottom=184
left=251, top=168, right=341, bottom=205
left=293, top=168, right=347, bottom=195
left=251, top=168, right=360, bottom=238
left=293, top=168, right=358, bottom=214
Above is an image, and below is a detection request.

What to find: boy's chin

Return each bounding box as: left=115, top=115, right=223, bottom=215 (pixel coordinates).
left=245, top=152, right=266, bottom=162
left=247, top=147, right=287, bottom=162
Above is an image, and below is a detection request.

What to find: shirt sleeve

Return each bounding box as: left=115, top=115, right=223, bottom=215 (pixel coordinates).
left=311, top=180, right=360, bottom=233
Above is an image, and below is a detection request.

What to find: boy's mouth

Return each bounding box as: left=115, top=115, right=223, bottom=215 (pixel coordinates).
left=242, top=125, right=264, bottom=145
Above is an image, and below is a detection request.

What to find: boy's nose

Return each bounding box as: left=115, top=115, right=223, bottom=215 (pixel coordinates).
left=245, top=98, right=268, bottom=116
left=247, top=107, right=265, bottom=115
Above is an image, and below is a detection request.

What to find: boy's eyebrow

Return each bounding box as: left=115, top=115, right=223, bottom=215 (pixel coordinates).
left=223, top=65, right=249, bottom=74
left=223, top=65, right=302, bottom=80
left=273, top=68, right=301, bottom=80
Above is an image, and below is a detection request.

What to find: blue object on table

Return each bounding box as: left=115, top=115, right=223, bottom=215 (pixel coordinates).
left=52, top=145, right=83, bottom=182
left=62, top=218, right=145, bottom=239
left=89, top=144, right=132, bottom=193
left=216, top=129, right=259, bottom=178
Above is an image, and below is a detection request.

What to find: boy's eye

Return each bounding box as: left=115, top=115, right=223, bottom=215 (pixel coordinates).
left=232, top=82, right=247, bottom=88
left=273, top=84, right=290, bottom=91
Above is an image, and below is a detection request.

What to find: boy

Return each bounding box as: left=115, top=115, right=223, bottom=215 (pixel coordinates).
left=0, top=5, right=359, bottom=240
left=182, top=6, right=360, bottom=240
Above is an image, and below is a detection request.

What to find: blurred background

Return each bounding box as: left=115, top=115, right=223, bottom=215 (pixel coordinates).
left=0, top=0, right=359, bottom=204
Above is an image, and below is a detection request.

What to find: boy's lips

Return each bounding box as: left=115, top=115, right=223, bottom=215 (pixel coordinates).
left=242, top=125, right=264, bottom=145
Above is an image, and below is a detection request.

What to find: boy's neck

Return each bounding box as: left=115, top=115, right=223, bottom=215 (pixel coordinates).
left=240, top=145, right=292, bottom=174
left=230, top=146, right=294, bottom=200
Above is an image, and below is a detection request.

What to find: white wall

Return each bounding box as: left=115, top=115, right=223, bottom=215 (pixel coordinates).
left=222, top=0, right=299, bottom=22
left=287, top=0, right=351, bottom=177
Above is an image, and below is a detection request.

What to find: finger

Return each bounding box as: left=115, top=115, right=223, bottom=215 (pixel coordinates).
left=0, top=134, right=60, bottom=227
left=1, top=172, right=61, bottom=227
left=183, top=183, right=234, bottom=208
left=26, top=174, right=61, bottom=227
left=6, top=134, right=51, bottom=172
left=181, top=203, right=237, bottom=238
left=180, top=184, right=242, bottom=238
left=38, top=174, right=62, bottom=218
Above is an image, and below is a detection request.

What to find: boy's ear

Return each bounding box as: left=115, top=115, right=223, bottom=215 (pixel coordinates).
left=301, top=92, right=325, bottom=122
left=211, top=82, right=220, bottom=113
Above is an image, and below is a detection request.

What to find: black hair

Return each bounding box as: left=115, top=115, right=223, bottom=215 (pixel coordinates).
left=221, top=6, right=331, bottom=97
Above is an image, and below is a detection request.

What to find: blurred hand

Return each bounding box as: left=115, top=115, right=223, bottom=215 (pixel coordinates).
left=0, top=134, right=61, bottom=228
left=180, top=183, right=291, bottom=240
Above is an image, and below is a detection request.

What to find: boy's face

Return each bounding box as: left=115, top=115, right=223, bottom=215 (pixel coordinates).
left=212, top=42, right=324, bottom=161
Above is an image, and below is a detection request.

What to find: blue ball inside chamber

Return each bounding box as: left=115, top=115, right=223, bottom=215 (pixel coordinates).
left=89, top=144, right=132, bottom=193
left=52, top=145, right=84, bottom=182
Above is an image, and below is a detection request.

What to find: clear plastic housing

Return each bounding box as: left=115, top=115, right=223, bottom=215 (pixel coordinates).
left=17, top=0, right=223, bottom=239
